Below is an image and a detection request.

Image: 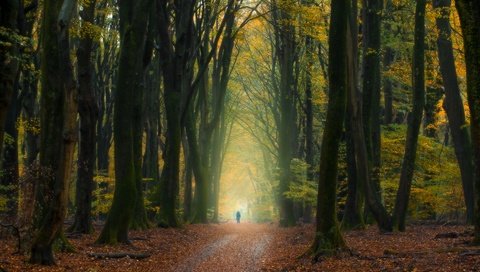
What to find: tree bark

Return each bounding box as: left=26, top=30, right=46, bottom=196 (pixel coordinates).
left=362, top=0, right=384, bottom=212
left=392, top=0, right=426, bottom=232
left=310, top=0, right=348, bottom=257
left=454, top=0, right=480, bottom=243
left=272, top=0, right=297, bottom=227
left=71, top=0, right=97, bottom=235
left=434, top=0, right=475, bottom=223
left=342, top=0, right=365, bottom=230
left=96, top=0, right=152, bottom=244
left=30, top=0, right=78, bottom=264
left=131, top=9, right=155, bottom=230
left=156, top=0, right=196, bottom=227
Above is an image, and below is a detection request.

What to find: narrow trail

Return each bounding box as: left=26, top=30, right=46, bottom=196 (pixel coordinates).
left=174, top=223, right=272, bottom=272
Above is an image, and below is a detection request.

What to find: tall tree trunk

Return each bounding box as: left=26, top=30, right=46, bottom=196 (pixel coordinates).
left=71, top=0, right=97, bottom=235
left=362, top=0, right=384, bottom=211
left=131, top=10, right=155, bottom=230
left=392, top=0, right=426, bottom=232
left=30, top=0, right=78, bottom=264
left=310, top=0, right=348, bottom=257
left=454, top=0, right=480, bottom=243
left=156, top=0, right=196, bottom=227
left=302, top=0, right=315, bottom=224
left=96, top=0, right=152, bottom=244
left=142, top=54, right=161, bottom=190
left=434, top=0, right=475, bottom=223
left=342, top=0, right=365, bottom=230
left=272, top=0, right=297, bottom=227
left=17, top=2, right=39, bottom=254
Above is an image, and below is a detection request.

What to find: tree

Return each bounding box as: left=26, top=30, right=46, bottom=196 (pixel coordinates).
left=30, top=0, right=77, bottom=264
left=360, top=0, right=393, bottom=232
left=454, top=0, right=480, bottom=243
left=271, top=0, right=298, bottom=227
left=362, top=0, right=383, bottom=205
left=310, top=0, right=348, bottom=258
left=96, top=0, right=152, bottom=244
left=156, top=0, right=196, bottom=227
left=71, top=0, right=97, bottom=234
left=342, top=0, right=365, bottom=230
left=392, top=0, right=426, bottom=231
left=434, top=0, right=475, bottom=223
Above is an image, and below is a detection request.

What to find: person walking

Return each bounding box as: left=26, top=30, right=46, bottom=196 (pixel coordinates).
left=236, top=211, right=241, bottom=223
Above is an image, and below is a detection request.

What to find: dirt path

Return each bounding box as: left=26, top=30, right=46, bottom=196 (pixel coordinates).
left=174, top=223, right=272, bottom=272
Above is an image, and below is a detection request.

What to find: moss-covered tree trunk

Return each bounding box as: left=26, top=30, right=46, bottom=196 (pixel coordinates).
left=435, top=0, right=475, bottom=223
left=71, top=0, right=97, bottom=235
left=30, top=0, right=78, bottom=264
left=392, top=0, right=426, bottom=232
left=96, top=0, right=152, bottom=244
left=310, top=0, right=348, bottom=258
left=454, top=0, right=480, bottom=243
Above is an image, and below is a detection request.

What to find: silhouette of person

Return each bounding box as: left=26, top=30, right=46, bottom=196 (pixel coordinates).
left=236, top=211, right=241, bottom=223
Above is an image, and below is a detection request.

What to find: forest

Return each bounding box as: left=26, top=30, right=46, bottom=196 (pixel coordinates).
left=0, top=0, right=480, bottom=271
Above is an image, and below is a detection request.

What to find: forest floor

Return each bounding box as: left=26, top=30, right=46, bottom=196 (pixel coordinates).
left=1, top=222, right=480, bottom=271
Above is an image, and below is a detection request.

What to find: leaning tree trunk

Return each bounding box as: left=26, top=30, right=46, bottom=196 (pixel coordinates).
left=434, top=0, right=475, bottom=223
left=30, top=0, right=78, bottom=264
left=454, top=0, right=480, bottom=243
left=71, top=0, right=97, bottom=235
left=392, top=0, right=426, bottom=232
left=96, top=0, right=152, bottom=244
left=310, top=0, right=349, bottom=258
